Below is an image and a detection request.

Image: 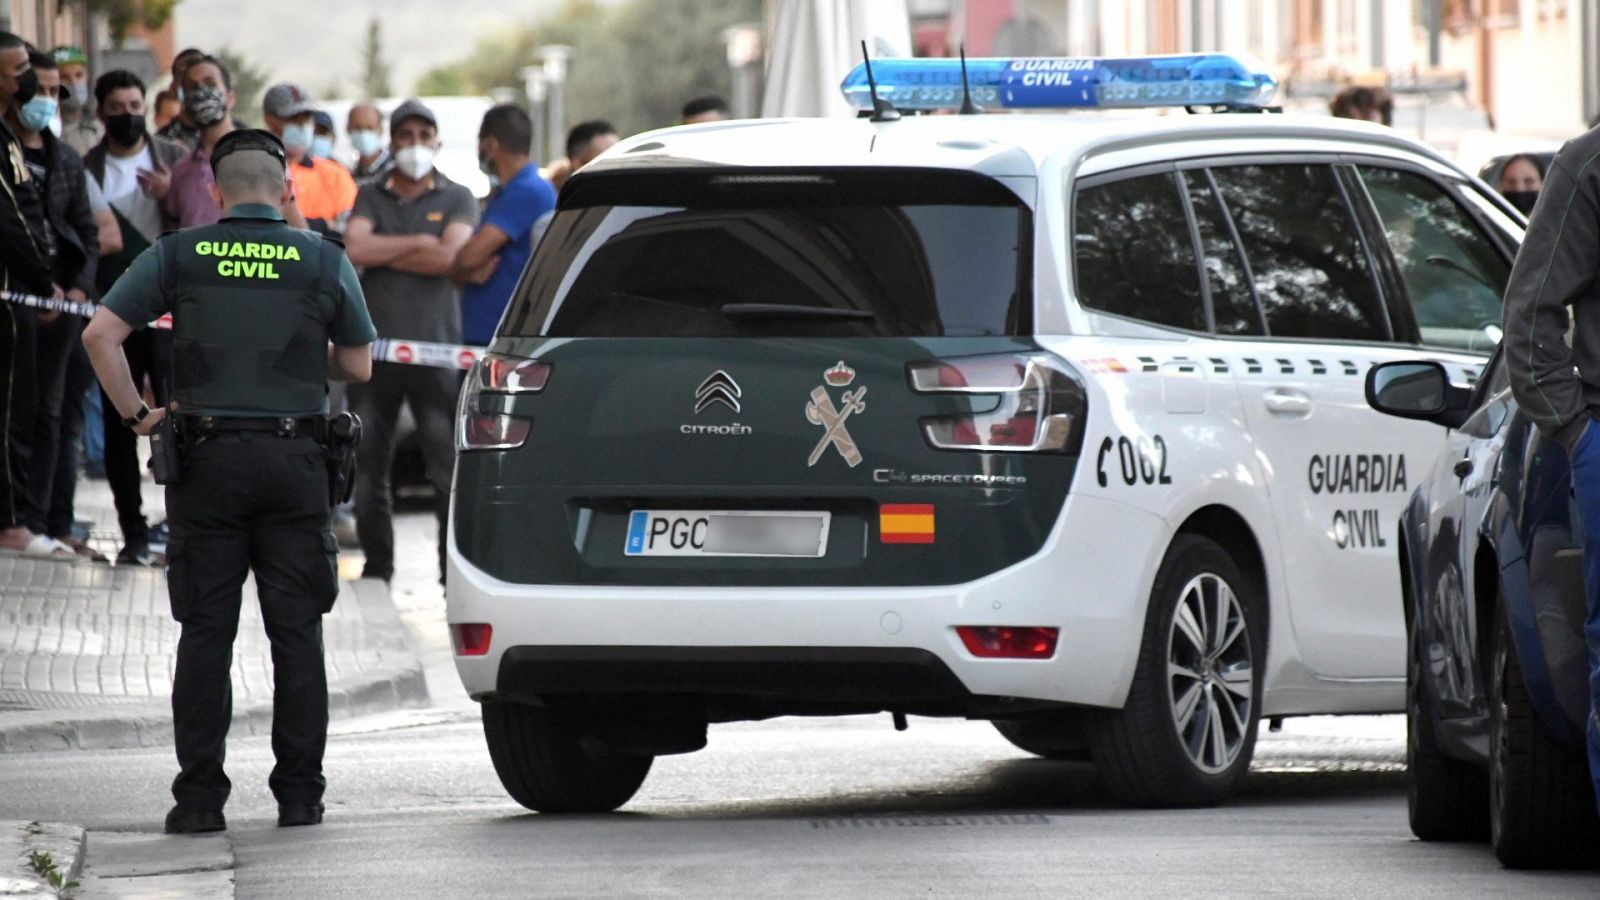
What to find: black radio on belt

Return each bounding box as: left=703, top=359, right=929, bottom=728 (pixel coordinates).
left=149, top=414, right=184, bottom=485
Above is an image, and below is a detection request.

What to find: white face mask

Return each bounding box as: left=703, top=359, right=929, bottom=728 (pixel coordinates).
left=395, top=144, right=436, bottom=180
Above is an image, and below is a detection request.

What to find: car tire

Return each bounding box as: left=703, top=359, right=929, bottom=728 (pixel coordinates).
left=993, top=713, right=1090, bottom=761
left=1405, top=625, right=1488, bottom=841
left=1488, top=602, right=1600, bottom=868
left=481, top=699, right=654, bottom=814
left=1090, top=534, right=1263, bottom=807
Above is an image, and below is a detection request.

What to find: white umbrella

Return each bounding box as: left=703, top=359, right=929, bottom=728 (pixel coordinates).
left=761, top=0, right=912, bottom=119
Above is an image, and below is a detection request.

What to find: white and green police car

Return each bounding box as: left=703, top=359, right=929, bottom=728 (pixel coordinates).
left=446, top=53, right=1520, bottom=812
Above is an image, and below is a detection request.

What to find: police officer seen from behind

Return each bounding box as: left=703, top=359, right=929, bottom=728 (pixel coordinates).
left=82, top=129, right=377, bottom=835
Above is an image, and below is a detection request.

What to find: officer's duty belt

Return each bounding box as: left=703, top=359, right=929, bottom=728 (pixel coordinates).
left=181, top=415, right=327, bottom=440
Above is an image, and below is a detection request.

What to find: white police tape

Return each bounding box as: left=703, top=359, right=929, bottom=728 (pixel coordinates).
left=3, top=289, right=487, bottom=371
left=371, top=338, right=485, bottom=370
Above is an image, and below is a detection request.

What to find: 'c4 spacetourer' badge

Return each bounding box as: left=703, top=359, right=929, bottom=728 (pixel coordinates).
left=807, top=361, right=867, bottom=467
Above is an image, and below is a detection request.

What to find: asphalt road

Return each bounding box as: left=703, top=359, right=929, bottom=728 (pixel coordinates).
left=1, top=511, right=1595, bottom=898
left=0, top=712, right=1595, bottom=899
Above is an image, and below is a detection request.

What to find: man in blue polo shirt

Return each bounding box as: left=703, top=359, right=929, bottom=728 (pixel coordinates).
left=450, top=104, right=556, bottom=346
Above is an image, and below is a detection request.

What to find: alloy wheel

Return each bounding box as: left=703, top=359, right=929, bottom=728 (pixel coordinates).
left=1166, top=572, right=1254, bottom=774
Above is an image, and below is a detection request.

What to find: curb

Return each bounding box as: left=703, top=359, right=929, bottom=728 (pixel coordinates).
left=0, top=580, right=430, bottom=754
left=1, top=821, right=84, bottom=897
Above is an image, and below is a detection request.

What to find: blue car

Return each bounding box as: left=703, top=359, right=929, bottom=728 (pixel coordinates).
left=1368, top=353, right=1600, bottom=868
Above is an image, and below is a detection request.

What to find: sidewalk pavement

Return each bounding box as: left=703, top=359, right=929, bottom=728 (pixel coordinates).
left=0, top=469, right=430, bottom=754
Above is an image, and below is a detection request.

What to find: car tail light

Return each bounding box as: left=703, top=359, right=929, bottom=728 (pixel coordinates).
left=907, top=354, right=1083, bottom=452
left=957, top=626, right=1059, bottom=659
left=457, top=355, right=549, bottom=451
left=451, top=623, right=493, bottom=656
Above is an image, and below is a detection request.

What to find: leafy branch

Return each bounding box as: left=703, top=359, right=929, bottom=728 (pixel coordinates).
left=28, top=849, right=80, bottom=899
left=86, top=0, right=181, bottom=46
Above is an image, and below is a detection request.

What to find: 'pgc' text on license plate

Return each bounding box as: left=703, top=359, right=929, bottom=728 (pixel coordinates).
left=625, top=510, right=830, bottom=558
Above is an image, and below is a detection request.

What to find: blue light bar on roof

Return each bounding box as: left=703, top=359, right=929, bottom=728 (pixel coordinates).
left=840, top=53, right=1279, bottom=113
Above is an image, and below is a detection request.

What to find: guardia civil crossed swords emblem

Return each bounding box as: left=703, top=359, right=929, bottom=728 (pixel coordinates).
left=807, top=361, right=867, bottom=468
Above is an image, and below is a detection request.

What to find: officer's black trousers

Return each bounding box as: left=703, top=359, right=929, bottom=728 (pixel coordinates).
left=165, top=432, right=338, bottom=812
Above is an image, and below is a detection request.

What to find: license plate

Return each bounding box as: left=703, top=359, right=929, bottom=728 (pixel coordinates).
left=624, top=510, right=831, bottom=558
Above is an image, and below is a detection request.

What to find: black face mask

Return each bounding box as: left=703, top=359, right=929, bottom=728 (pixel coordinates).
left=1502, top=190, right=1539, bottom=216
left=11, top=66, right=37, bottom=105
left=105, top=112, right=145, bottom=148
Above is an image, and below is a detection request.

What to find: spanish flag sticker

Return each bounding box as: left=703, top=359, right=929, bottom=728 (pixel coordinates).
left=880, top=504, right=935, bottom=544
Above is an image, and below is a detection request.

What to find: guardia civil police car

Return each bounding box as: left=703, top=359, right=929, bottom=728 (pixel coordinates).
left=445, top=53, right=1522, bottom=812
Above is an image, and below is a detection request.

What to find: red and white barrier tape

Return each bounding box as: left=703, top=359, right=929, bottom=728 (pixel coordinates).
left=4, top=289, right=485, bottom=370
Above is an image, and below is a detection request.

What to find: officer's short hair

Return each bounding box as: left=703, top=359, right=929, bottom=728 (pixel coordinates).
left=479, top=104, right=532, bottom=156
left=213, top=130, right=288, bottom=201
left=215, top=150, right=286, bottom=201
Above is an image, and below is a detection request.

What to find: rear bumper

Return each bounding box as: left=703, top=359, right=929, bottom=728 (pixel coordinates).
left=446, top=493, right=1170, bottom=712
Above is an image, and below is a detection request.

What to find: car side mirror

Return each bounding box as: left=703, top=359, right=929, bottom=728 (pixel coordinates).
left=1365, top=360, right=1474, bottom=429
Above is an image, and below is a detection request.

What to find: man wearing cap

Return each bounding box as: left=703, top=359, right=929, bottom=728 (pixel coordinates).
left=344, top=98, right=476, bottom=584
left=263, top=83, right=355, bottom=234
left=50, top=46, right=100, bottom=155
left=83, top=128, right=377, bottom=835
left=311, top=109, right=336, bottom=160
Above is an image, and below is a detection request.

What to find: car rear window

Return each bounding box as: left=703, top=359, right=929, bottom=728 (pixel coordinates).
left=499, top=169, right=1031, bottom=339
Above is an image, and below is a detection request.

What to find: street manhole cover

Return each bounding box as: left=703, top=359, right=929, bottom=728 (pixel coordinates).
left=809, top=814, right=1050, bottom=829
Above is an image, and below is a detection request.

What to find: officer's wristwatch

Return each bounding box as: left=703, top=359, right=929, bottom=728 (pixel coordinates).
left=122, top=404, right=151, bottom=429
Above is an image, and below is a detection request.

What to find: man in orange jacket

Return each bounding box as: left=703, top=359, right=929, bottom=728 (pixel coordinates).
left=262, top=83, right=354, bottom=234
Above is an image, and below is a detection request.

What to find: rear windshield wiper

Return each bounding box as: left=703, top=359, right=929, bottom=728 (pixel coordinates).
left=719, top=303, right=876, bottom=321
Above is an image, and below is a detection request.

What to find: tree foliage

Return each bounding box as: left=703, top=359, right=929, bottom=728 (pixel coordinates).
left=361, top=17, right=393, bottom=99
left=415, top=0, right=761, bottom=139
left=92, top=0, right=180, bottom=46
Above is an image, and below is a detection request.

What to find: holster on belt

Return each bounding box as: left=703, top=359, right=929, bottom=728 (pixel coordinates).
left=326, top=411, right=361, bottom=506
left=148, top=414, right=185, bottom=485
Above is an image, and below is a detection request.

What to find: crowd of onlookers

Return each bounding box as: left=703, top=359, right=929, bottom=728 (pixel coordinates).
left=0, top=30, right=732, bottom=580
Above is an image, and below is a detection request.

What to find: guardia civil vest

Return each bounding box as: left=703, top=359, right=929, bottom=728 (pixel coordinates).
left=156, top=213, right=345, bottom=417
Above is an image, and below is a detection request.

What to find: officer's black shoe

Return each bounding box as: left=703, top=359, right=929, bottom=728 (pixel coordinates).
left=277, top=803, right=324, bottom=827
left=164, top=805, right=226, bottom=834
left=116, top=543, right=156, bottom=567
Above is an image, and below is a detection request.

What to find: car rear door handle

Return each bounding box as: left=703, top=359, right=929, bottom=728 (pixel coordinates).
left=1454, top=457, right=1474, bottom=479
left=1263, top=388, right=1312, bottom=417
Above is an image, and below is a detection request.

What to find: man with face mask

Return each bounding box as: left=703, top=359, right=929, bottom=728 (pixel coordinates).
left=345, top=101, right=391, bottom=183
left=0, top=34, right=66, bottom=558
left=50, top=46, right=100, bottom=156
left=10, top=50, right=99, bottom=553
left=344, top=99, right=477, bottom=584
left=311, top=110, right=335, bottom=160
left=451, top=104, right=555, bottom=346
left=156, top=56, right=306, bottom=231
left=262, top=84, right=354, bottom=235
left=84, top=68, right=185, bottom=565
left=154, top=48, right=204, bottom=150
